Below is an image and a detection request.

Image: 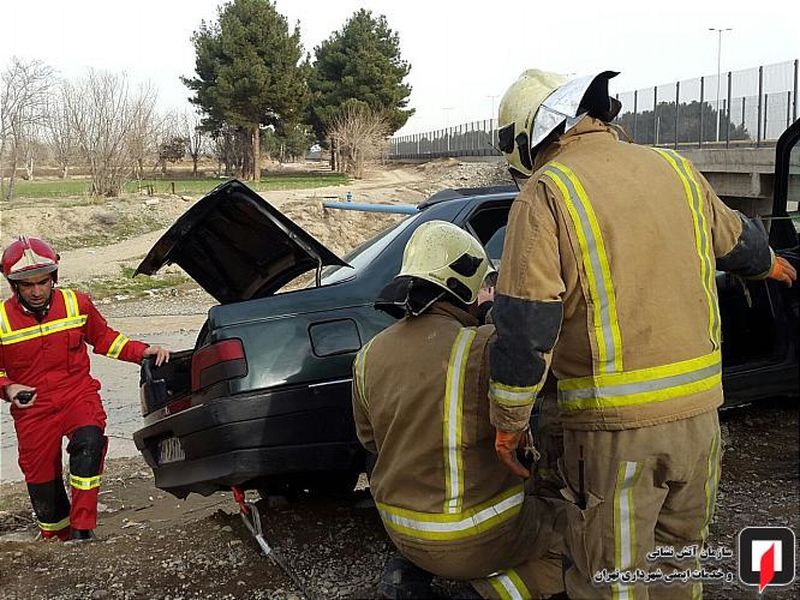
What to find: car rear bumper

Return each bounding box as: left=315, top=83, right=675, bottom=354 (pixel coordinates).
left=133, top=382, right=364, bottom=498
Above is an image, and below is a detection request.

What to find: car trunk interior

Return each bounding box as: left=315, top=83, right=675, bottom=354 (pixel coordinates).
left=140, top=349, right=193, bottom=416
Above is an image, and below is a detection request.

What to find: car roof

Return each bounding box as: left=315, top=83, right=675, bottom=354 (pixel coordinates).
left=417, top=184, right=518, bottom=209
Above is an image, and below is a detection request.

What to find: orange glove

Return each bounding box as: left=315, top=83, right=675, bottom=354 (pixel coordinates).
left=768, top=256, right=797, bottom=286
left=495, top=430, right=531, bottom=478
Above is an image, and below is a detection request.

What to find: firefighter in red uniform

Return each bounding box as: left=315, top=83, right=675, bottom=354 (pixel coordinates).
left=0, top=236, right=170, bottom=542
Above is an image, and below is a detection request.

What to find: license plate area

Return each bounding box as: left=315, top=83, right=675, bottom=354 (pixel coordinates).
left=157, top=436, right=186, bottom=465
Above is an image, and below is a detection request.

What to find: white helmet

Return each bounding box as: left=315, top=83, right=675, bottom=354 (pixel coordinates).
left=398, top=220, right=490, bottom=305
left=498, top=69, right=621, bottom=177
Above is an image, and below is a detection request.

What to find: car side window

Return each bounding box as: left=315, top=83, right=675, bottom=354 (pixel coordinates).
left=466, top=205, right=511, bottom=269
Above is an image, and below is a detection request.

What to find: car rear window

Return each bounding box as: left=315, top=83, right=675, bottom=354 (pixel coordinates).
left=318, top=214, right=418, bottom=285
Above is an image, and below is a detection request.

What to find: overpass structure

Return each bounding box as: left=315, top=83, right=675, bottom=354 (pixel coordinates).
left=389, top=60, right=800, bottom=213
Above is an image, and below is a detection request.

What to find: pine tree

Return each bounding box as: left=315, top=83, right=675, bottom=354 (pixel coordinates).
left=308, top=9, right=413, bottom=143
left=183, top=0, right=307, bottom=180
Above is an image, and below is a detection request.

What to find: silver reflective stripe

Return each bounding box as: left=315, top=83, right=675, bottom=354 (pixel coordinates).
left=654, top=149, right=720, bottom=348
left=0, top=316, right=87, bottom=345
left=544, top=164, right=620, bottom=373
left=492, top=573, right=525, bottom=600
left=559, top=362, right=721, bottom=403
left=488, top=383, right=540, bottom=406
left=62, top=289, right=79, bottom=318
left=444, top=328, right=476, bottom=513
left=380, top=490, right=524, bottom=534
left=613, top=461, right=640, bottom=600
left=0, top=303, right=10, bottom=335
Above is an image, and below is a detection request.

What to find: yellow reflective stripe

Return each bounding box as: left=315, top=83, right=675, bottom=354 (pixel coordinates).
left=488, top=569, right=530, bottom=600
left=652, top=149, right=720, bottom=349
left=61, top=289, right=79, bottom=319
left=559, top=351, right=720, bottom=391
left=37, top=516, right=70, bottom=532
left=701, top=429, right=721, bottom=541
left=558, top=351, right=721, bottom=410
left=0, top=371, right=6, bottom=378
left=443, top=327, right=476, bottom=514
left=488, top=380, right=543, bottom=407
left=106, top=333, right=129, bottom=359
left=355, top=339, right=375, bottom=409
left=0, top=302, right=10, bottom=335
left=69, top=473, right=102, bottom=490
left=377, top=485, right=524, bottom=541
left=613, top=461, right=641, bottom=600
left=0, top=315, right=87, bottom=345
left=544, top=162, right=623, bottom=374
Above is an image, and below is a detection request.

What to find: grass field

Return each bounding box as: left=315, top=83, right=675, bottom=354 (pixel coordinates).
left=8, top=173, right=348, bottom=199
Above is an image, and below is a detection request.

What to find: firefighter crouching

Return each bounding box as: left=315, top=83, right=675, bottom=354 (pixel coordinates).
left=0, top=236, right=170, bottom=542
left=352, top=221, right=566, bottom=599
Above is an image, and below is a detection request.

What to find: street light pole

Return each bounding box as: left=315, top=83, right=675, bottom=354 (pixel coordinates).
left=487, top=95, right=499, bottom=124
left=709, top=27, right=732, bottom=142
left=442, top=107, right=454, bottom=152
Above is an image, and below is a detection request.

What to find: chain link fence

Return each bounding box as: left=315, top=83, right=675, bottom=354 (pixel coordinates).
left=390, top=59, right=799, bottom=159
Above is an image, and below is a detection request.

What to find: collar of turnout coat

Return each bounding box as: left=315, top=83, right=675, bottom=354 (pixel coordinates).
left=533, top=117, right=619, bottom=172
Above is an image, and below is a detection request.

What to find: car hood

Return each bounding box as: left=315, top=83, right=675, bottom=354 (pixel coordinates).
left=135, top=180, right=348, bottom=304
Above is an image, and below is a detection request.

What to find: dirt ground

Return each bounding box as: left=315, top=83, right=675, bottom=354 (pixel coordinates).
left=0, top=402, right=796, bottom=600
left=0, top=160, right=798, bottom=599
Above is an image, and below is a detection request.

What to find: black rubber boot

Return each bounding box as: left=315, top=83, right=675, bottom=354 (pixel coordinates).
left=67, top=529, right=97, bottom=543
left=378, top=554, right=434, bottom=599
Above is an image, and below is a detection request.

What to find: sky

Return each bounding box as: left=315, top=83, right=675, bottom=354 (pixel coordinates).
left=1, top=0, right=798, bottom=136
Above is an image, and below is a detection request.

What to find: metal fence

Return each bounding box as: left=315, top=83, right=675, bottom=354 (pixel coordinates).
left=389, top=59, right=799, bottom=159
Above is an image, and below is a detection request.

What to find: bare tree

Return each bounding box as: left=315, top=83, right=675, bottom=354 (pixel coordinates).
left=44, top=84, right=76, bottom=179
left=125, top=83, right=160, bottom=183
left=181, top=110, right=207, bottom=177
left=66, top=71, right=158, bottom=197
left=0, top=57, right=54, bottom=199
left=328, top=102, right=390, bottom=179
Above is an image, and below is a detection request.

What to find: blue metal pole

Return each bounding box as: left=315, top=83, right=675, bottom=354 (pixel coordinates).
left=322, top=202, right=419, bottom=215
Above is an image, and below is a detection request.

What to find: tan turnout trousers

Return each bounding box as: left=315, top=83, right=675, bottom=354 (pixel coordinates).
left=559, top=410, right=721, bottom=600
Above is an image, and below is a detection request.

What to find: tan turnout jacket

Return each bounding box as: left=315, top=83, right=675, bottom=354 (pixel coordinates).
left=489, top=118, right=774, bottom=432
left=352, top=303, right=542, bottom=580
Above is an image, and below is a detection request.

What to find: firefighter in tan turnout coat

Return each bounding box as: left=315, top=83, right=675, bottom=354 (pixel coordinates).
left=352, top=221, right=565, bottom=600
left=490, top=69, right=797, bottom=599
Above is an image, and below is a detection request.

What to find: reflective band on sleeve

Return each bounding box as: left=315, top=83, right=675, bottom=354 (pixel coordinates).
left=38, top=516, right=70, bottom=532
left=377, top=485, right=524, bottom=541
left=652, top=149, right=721, bottom=349
left=106, top=333, right=129, bottom=359
left=0, top=315, right=88, bottom=345
left=543, top=162, right=623, bottom=374
left=488, top=380, right=543, bottom=407
left=488, top=568, right=531, bottom=600
left=443, top=327, right=477, bottom=514
left=0, top=371, right=6, bottom=378
left=613, top=461, right=642, bottom=600
left=558, top=351, right=721, bottom=410
left=69, top=473, right=102, bottom=490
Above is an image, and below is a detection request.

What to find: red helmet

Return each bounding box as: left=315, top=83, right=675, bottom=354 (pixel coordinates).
left=2, top=236, right=59, bottom=281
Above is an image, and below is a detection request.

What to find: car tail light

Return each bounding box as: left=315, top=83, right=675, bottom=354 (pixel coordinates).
left=191, top=339, right=247, bottom=392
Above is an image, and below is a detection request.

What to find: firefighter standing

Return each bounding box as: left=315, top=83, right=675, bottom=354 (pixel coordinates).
left=352, top=221, right=565, bottom=600
left=490, top=69, right=797, bottom=599
left=0, top=236, right=170, bottom=542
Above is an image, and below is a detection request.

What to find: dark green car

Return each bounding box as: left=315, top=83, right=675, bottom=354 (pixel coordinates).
left=134, top=121, right=800, bottom=499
